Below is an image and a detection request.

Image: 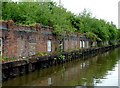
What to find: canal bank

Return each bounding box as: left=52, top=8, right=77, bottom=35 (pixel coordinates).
left=2, top=45, right=120, bottom=86
left=2, top=44, right=120, bottom=80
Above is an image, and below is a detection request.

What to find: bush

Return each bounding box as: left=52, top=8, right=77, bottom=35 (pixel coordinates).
left=109, top=41, right=116, bottom=45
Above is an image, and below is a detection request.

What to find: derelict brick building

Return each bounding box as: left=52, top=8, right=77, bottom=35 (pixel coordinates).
left=0, top=21, right=90, bottom=58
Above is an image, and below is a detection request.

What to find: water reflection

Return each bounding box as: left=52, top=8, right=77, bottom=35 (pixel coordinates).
left=3, top=47, right=120, bottom=86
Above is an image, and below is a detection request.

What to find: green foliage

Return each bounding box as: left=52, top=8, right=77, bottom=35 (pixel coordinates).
left=58, top=55, right=65, bottom=60
left=85, top=32, right=98, bottom=46
left=109, top=41, right=116, bottom=46
left=72, top=53, right=75, bottom=56
left=35, top=52, right=47, bottom=56
left=85, top=32, right=98, bottom=42
left=77, top=52, right=82, bottom=55
left=0, top=55, right=18, bottom=62
left=54, top=58, right=57, bottom=60
left=53, top=51, right=61, bottom=54
left=1, top=1, right=119, bottom=42
left=0, top=55, right=7, bottom=60
left=26, top=56, right=30, bottom=58
left=118, top=38, right=120, bottom=43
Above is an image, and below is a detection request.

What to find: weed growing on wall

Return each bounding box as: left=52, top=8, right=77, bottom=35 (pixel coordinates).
left=58, top=55, right=65, bottom=60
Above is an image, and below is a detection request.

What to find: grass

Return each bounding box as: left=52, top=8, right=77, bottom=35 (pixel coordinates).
left=35, top=52, right=47, bottom=56
left=0, top=55, right=19, bottom=62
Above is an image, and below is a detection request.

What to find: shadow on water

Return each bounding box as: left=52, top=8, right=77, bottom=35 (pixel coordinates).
left=2, top=47, right=120, bottom=86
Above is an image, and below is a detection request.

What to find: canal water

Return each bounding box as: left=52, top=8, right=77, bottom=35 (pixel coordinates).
left=2, top=47, right=120, bottom=86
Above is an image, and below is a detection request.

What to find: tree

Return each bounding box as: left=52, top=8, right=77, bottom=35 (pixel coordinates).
left=1, top=1, right=119, bottom=44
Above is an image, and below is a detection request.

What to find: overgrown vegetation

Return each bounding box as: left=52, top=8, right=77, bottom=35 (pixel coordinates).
left=0, top=55, right=18, bottom=62
left=1, top=1, right=120, bottom=44
left=35, top=52, right=47, bottom=56
left=58, top=55, right=65, bottom=60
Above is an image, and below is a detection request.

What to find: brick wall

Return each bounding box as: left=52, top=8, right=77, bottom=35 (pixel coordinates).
left=0, top=21, right=89, bottom=58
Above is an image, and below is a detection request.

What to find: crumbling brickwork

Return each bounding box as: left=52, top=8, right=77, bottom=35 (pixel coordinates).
left=0, top=21, right=90, bottom=58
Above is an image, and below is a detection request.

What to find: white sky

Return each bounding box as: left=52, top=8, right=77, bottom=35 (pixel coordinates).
left=53, top=0, right=120, bottom=28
